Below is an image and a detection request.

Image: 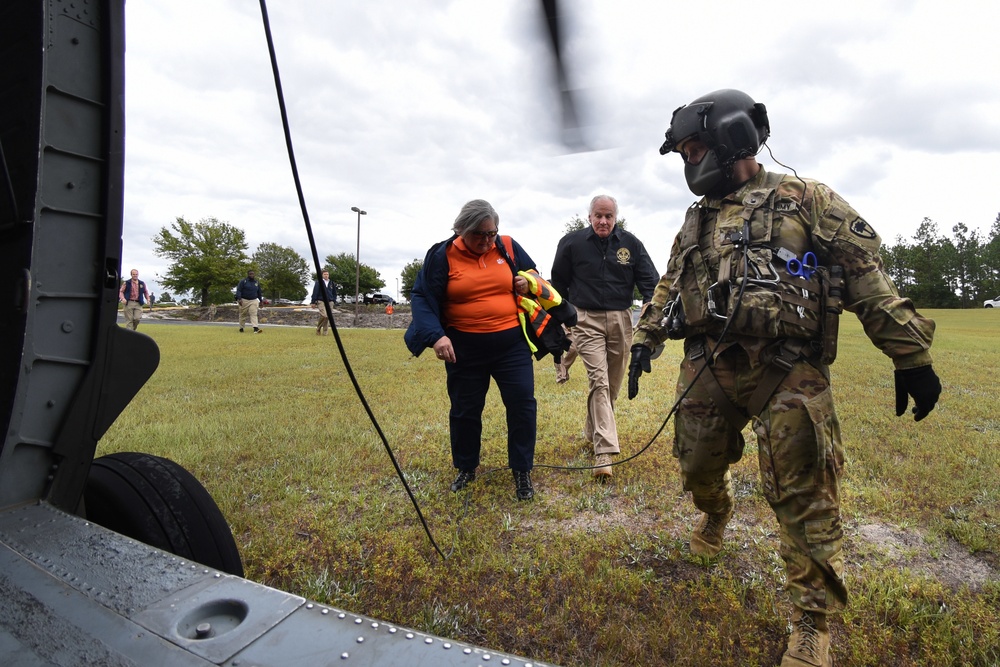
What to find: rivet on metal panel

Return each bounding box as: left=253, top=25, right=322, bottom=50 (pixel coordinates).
left=443, top=643, right=452, bottom=649
left=306, top=603, right=314, bottom=609
left=406, top=633, right=414, bottom=640
left=483, top=654, right=492, bottom=660
left=370, top=622, right=378, bottom=629
left=338, top=613, right=346, bottom=619
left=195, top=623, right=212, bottom=639
left=61, top=321, right=74, bottom=333
left=502, top=660, right=511, bottom=666
left=354, top=618, right=362, bottom=625
left=424, top=638, right=433, bottom=645
left=321, top=608, right=330, bottom=615
left=388, top=628, right=397, bottom=634
left=340, top=654, right=349, bottom=660
left=464, top=648, right=472, bottom=655
left=356, top=636, right=364, bottom=644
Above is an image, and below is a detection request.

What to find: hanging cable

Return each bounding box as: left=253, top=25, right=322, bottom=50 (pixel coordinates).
left=256, top=0, right=448, bottom=560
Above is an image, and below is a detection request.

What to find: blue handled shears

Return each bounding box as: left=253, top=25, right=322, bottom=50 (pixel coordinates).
left=786, top=251, right=817, bottom=280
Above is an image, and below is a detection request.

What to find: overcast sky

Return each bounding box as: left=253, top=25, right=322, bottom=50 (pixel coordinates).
left=121, top=0, right=1000, bottom=301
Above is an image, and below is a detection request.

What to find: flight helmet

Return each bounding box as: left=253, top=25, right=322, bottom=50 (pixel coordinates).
left=659, top=89, right=770, bottom=196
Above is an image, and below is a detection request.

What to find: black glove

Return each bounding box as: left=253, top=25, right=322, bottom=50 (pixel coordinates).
left=627, top=344, right=652, bottom=400
left=894, top=365, right=941, bottom=422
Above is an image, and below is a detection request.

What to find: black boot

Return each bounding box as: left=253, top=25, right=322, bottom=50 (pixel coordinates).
left=513, top=470, right=534, bottom=501
left=450, top=470, right=475, bottom=492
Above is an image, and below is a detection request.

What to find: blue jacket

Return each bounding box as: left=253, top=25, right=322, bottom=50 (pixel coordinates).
left=404, top=235, right=535, bottom=357
left=311, top=279, right=337, bottom=303
left=120, top=279, right=148, bottom=305
left=236, top=277, right=263, bottom=301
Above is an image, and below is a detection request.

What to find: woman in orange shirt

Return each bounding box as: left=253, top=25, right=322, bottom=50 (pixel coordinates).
left=405, top=200, right=538, bottom=501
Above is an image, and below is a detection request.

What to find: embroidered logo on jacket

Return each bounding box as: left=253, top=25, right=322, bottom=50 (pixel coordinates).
left=616, top=248, right=631, bottom=265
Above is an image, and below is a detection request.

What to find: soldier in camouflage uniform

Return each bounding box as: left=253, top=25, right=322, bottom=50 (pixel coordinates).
left=628, top=90, right=942, bottom=667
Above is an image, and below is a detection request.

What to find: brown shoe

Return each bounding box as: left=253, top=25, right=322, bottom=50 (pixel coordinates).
left=593, top=453, right=613, bottom=479
left=689, top=510, right=732, bottom=557
left=780, top=608, right=831, bottom=666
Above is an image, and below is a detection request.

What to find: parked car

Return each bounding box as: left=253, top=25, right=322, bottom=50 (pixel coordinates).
left=364, top=293, right=396, bottom=305
left=274, top=298, right=299, bottom=306
left=984, top=296, right=1000, bottom=308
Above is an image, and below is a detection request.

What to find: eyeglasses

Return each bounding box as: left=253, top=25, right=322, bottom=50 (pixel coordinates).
left=469, top=230, right=499, bottom=240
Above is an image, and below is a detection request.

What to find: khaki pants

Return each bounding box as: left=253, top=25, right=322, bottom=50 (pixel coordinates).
left=123, top=301, right=143, bottom=330
left=315, top=304, right=330, bottom=332
left=571, top=308, right=632, bottom=455
left=238, top=299, right=259, bottom=328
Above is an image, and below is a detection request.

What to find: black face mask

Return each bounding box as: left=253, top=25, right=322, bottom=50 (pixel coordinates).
left=683, top=150, right=743, bottom=198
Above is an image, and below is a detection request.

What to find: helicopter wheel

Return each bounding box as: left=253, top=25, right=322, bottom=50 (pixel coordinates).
left=84, top=452, right=244, bottom=577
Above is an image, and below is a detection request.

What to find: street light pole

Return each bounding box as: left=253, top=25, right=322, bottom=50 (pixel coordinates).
left=351, top=206, right=367, bottom=325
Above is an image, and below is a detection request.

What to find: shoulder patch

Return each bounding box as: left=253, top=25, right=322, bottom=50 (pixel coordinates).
left=849, top=217, right=877, bottom=240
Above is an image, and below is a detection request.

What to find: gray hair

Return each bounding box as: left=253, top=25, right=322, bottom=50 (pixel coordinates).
left=589, top=194, right=618, bottom=218
left=453, top=199, right=499, bottom=235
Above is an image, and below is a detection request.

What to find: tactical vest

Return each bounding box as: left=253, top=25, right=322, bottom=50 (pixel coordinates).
left=669, top=170, right=841, bottom=349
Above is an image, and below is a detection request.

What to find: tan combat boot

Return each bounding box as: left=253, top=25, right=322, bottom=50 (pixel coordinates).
left=593, top=453, right=613, bottom=479
left=780, top=607, right=831, bottom=667
left=689, top=509, right=732, bottom=557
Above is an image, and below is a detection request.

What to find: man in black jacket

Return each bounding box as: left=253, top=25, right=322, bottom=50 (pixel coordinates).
left=235, top=270, right=264, bottom=333
left=550, top=195, right=659, bottom=478
left=311, top=270, right=338, bottom=335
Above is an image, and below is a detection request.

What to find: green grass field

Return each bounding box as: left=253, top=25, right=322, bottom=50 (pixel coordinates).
left=98, top=309, right=1000, bottom=666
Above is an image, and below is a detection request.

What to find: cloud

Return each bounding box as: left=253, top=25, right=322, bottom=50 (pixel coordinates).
left=121, top=0, right=1000, bottom=300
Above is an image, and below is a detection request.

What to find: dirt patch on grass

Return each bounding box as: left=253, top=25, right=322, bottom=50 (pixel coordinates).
left=521, top=484, right=998, bottom=593
left=852, top=522, right=996, bottom=591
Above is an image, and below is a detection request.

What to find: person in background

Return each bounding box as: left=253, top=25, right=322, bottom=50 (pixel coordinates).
left=236, top=269, right=264, bottom=334
left=550, top=194, right=659, bottom=478
left=405, top=199, right=540, bottom=501
left=118, top=269, right=150, bottom=331
left=311, top=270, right=337, bottom=335
left=629, top=89, right=941, bottom=667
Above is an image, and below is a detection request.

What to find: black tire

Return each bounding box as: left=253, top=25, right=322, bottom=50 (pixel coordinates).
left=85, top=452, right=244, bottom=576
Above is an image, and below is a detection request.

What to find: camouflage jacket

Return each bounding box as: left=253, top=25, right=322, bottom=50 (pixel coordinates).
left=634, top=167, right=935, bottom=369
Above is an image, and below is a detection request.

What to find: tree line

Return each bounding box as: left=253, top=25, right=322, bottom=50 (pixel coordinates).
left=882, top=215, right=1000, bottom=308
left=152, top=217, right=388, bottom=306
left=152, top=213, right=1000, bottom=309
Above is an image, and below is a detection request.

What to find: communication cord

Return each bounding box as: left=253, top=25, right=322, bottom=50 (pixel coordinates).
left=256, top=0, right=450, bottom=560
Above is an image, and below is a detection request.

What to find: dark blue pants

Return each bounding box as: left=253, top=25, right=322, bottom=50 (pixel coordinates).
left=445, top=326, right=536, bottom=473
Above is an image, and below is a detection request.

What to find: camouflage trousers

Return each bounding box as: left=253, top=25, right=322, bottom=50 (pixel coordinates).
left=674, top=338, right=847, bottom=612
